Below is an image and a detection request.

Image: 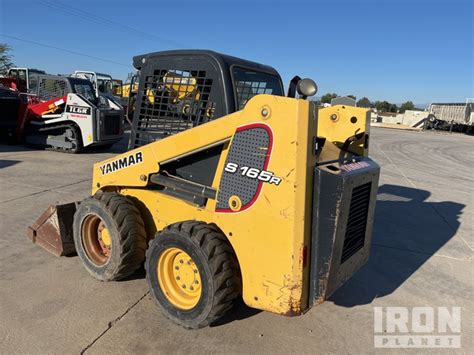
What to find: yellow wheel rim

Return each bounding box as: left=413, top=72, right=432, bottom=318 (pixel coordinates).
left=157, top=247, right=202, bottom=310
left=99, top=224, right=111, bottom=247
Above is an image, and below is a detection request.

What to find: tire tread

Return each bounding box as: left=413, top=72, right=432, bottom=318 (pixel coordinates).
left=94, top=192, right=147, bottom=280
left=151, top=220, right=239, bottom=328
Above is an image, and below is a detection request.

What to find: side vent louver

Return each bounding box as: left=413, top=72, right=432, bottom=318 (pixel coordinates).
left=341, top=182, right=372, bottom=263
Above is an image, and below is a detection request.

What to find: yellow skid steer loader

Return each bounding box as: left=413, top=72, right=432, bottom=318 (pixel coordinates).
left=27, top=50, right=379, bottom=329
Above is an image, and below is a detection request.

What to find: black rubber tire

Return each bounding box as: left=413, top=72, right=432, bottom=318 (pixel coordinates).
left=146, top=221, right=240, bottom=329
left=73, top=191, right=147, bottom=281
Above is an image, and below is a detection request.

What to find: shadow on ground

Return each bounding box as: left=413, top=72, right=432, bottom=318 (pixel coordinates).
left=0, top=142, right=34, bottom=153
left=330, top=184, right=464, bottom=307
left=211, top=298, right=262, bottom=327
left=0, top=159, right=21, bottom=169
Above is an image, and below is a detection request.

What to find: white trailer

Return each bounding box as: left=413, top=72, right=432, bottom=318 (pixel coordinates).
left=426, top=99, right=474, bottom=133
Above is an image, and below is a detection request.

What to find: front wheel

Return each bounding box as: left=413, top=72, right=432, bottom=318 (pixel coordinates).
left=73, top=191, right=147, bottom=281
left=145, top=221, right=240, bottom=329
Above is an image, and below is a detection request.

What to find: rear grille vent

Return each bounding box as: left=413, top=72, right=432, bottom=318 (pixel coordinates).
left=103, top=114, right=121, bottom=135
left=341, top=182, right=372, bottom=263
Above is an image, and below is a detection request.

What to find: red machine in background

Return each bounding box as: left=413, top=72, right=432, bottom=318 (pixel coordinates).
left=0, top=73, right=124, bottom=152
left=0, top=77, right=28, bottom=142
left=0, top=77, right=59, bottom=143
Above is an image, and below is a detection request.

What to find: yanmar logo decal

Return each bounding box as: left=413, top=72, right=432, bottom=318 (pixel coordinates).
left=100, top=152, right=143, bottom=175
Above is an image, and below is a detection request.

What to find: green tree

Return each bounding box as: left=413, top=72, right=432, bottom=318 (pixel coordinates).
left=399, top=101, right=415, bottom=113
left=347, top=94, right=356, bottom=100
left=375, top=100, right=389, bottom=112
left=0, top=43, right=14, bottom=74
left=375, top=100, right=398, bottom=113
left=357, top=97, right=372, bottom=108
left=321, top=92, right=338, bottom=104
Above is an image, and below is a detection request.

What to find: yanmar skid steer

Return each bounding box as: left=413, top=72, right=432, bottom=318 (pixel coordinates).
left=27, top=50, right=380, bottom=328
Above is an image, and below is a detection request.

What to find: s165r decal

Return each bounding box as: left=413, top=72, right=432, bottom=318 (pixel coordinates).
left=224, top=162, right=281, bottom=185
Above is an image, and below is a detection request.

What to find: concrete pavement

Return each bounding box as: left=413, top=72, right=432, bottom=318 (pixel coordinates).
left=0, top=128, right=472, bottom=354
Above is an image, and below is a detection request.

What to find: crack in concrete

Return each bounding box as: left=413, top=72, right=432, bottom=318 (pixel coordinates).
left=372, top=243, right=472, bottom=262
left=81, top=292, right=149, bottom=354
left=377, top=144, right=474, bottom=253
left=0, top=179, right=90, bottom=204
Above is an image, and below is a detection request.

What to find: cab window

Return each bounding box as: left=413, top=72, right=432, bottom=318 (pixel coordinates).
left=232, top=67, right=283, bottom=110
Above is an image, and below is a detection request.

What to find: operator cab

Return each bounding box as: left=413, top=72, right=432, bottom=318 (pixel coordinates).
left=96, top=73, right=114, bottom=96
left=6, top=67, right=46, bottom=93
left=71, top=71, right=122, bottom=104
left=130, top=49, right=286, bottom=148
left=69, top=78, right=99, bottom=105
left=26, top=74, right=98, bottom=104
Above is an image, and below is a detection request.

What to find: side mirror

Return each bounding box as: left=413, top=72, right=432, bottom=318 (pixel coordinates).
left=287, top=76, right=318, bottom=99
left=296, top=78, right=318, bottom=99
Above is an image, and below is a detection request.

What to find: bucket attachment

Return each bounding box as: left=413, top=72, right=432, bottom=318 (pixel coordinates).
left=26, top=202, right=77, bottom=257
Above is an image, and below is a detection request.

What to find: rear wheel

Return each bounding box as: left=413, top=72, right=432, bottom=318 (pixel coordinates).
left=24, top=124, right=83, bottom=153
left=64, top=125, right=83, bottom=153
left=146, top=221, right=239, bottom=329
left=73, top=191, right=147, bottom=281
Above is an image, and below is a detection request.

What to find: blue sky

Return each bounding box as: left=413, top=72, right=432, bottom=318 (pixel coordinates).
left=0, top=0, right=472, bottom=104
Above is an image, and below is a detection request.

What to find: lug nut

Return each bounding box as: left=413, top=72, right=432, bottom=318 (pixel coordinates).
left=175, top=266, right=179, bottom=270
left=182, top=285, right=186, bottom=289
left=176, top=276, right=180, bottom=280
left=190, top=286, right=194, bottom=291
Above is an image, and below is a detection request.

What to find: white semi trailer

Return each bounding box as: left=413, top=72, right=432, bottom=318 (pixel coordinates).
left=426, top=99, right=474, bottom=133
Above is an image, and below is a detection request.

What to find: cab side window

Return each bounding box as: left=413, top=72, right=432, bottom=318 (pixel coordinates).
left=28, top=75, right=38, bottom=94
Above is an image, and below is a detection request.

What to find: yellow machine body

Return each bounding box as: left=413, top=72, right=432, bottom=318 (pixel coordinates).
left=318, top=105, right=370, bottom=156
left=90, top=96, right=371, bottom=315
left=118, top=81, right=139, bottom=98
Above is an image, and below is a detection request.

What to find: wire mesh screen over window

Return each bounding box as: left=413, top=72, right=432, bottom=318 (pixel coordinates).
left=232, top=67, right=283, bottom=110
left=134, top=69, right=216, bottom=147
left=38, top=78, right=68, bottom=101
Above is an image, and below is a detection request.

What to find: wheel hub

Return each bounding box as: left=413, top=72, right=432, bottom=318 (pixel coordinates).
left=98, top=222, right=111, bottom=257
left=157, top=248, right=202, bottom=310
left=81, top=215, right=111, bottom=265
